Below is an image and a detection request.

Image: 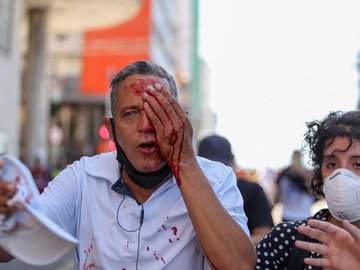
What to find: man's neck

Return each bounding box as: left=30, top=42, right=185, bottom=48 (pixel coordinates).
left=121, top=169, right=157, bottom=204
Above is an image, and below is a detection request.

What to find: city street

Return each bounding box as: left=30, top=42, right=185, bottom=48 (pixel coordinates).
left=0, top=250, right=73, bottom=270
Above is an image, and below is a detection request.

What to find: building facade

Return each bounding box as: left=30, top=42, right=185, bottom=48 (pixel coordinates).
left=19, top=0, right=199, bottom=166
left=0, top=0, right=23, bottom=156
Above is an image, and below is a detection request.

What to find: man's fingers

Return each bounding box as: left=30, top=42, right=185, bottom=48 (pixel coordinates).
left=143, top=85, right=177, bottom=126
left=297, top=224, right=332, bottom=244
left=343, top=220, right=360, bottom=241
left=0, top=206, right=16, bottom=214
left=307, top=219, right=339, bottom=236
left=303, top=257, right=330, bottom=267
left=0, top=196, right=17, bottom=214
left=0, top=181, right=16, bottom=197
left=143, top=85, right=187, bottom=144
left=0, top=196, right=10, bottom=206
left=143, top=101, right=163, bottom=131
left=154, top=84, right=187, bottom=119
left=153, top=85, right=191, bottom=138
left=295, top=240, right=328, bottom=255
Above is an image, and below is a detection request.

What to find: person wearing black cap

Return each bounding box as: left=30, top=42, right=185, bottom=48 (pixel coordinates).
left=198, top=135, right=274, bottom=245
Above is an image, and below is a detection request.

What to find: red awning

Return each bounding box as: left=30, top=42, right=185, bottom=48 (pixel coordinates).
left=80, top=0, right=151, bottom=95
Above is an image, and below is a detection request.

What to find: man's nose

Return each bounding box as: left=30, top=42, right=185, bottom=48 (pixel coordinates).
left=139, top=111, right=155, bottom=133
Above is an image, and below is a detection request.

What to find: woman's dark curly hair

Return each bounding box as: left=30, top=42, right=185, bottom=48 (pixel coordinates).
left=304, top=110, right=360, bottom=196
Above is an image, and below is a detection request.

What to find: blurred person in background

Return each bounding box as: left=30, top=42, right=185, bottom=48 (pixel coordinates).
left=256, top=110, right=360, bottom=270
left=0, top=61, right=255, bottom=269
left=198, top=135, right=274, bottom=245
left=49, top=154, right=69, bottom=180
left=275, top=149, right=316, bottom=222
left=30, top=156, right=50, bottom=193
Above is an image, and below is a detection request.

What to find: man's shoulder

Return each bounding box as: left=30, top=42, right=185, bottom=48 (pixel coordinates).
left=69, top=151, right=119, bottom=183
left=196, top=156, right=233, bottom=173
left=196, top=156, right=236, bottom=185
left=71, top=151, right=115, bottom=168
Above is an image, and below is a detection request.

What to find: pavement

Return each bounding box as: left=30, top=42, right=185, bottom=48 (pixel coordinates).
left=0, top=250, right=73, bottom=270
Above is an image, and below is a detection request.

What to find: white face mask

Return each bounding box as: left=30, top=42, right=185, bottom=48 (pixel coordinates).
left=323, top=168, right=360, bottom=222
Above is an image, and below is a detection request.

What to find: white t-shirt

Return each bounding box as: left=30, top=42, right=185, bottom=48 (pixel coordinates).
left=279, top=176, right=315, bottom=221
left=40, top=151, right=249, bottom=269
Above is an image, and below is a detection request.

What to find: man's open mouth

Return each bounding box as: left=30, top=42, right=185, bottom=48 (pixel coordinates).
left=138, top=142, right=157, bottom=153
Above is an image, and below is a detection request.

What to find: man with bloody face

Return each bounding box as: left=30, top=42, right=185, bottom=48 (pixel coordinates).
left=0, top=61, right=255, bottom=269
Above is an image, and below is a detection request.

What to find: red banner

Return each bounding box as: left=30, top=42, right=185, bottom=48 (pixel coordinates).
left=80, top=0, right=151, bottom=95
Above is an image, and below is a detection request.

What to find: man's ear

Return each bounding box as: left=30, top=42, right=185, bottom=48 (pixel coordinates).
left=103, top=117, right=115, bottom=142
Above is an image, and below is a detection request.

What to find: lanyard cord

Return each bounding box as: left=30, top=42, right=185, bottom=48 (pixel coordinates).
left=116, top=195, right=144, bottom=269
left=136, top=225, right=142, bottom=270
left=116, top=196, right=144, bottom=232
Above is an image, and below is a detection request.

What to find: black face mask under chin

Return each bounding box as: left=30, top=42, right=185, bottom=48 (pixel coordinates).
left=110, top=118, right=173, bottom=189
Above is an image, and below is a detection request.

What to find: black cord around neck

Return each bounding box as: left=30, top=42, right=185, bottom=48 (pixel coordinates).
left=116, top=196, right=144, bottom=232
left=135, top=225, right=142, bottom=270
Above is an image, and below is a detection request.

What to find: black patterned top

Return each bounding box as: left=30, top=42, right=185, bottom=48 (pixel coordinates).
left=255, top=208, right=330, bottom=270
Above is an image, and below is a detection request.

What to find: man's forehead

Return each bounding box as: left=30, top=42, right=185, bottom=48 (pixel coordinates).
left=116, top=74, right=171, bottom=99
left=115, top=74, right=171, bottom=104
left=128, top=74, right=169, bottom=87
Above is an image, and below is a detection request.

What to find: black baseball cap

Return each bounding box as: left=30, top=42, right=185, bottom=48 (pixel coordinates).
left=198, top=135, right=233, bottom=166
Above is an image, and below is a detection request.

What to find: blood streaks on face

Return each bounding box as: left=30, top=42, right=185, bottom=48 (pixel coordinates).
left=130, top=78, right=161, bottom=97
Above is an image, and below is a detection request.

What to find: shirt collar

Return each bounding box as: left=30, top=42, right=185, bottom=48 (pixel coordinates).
left=84, top=151, right=120, bottom=184
left=111, top=175, right=177, bottom=202
left=84, top=151, right=178, bottom=199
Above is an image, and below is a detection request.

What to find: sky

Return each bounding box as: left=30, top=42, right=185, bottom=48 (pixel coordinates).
left=199, top=0, right=360, bottom=170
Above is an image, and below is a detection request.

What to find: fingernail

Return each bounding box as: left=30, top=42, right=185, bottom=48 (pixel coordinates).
left=146, top=85, right=155, bottom=91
